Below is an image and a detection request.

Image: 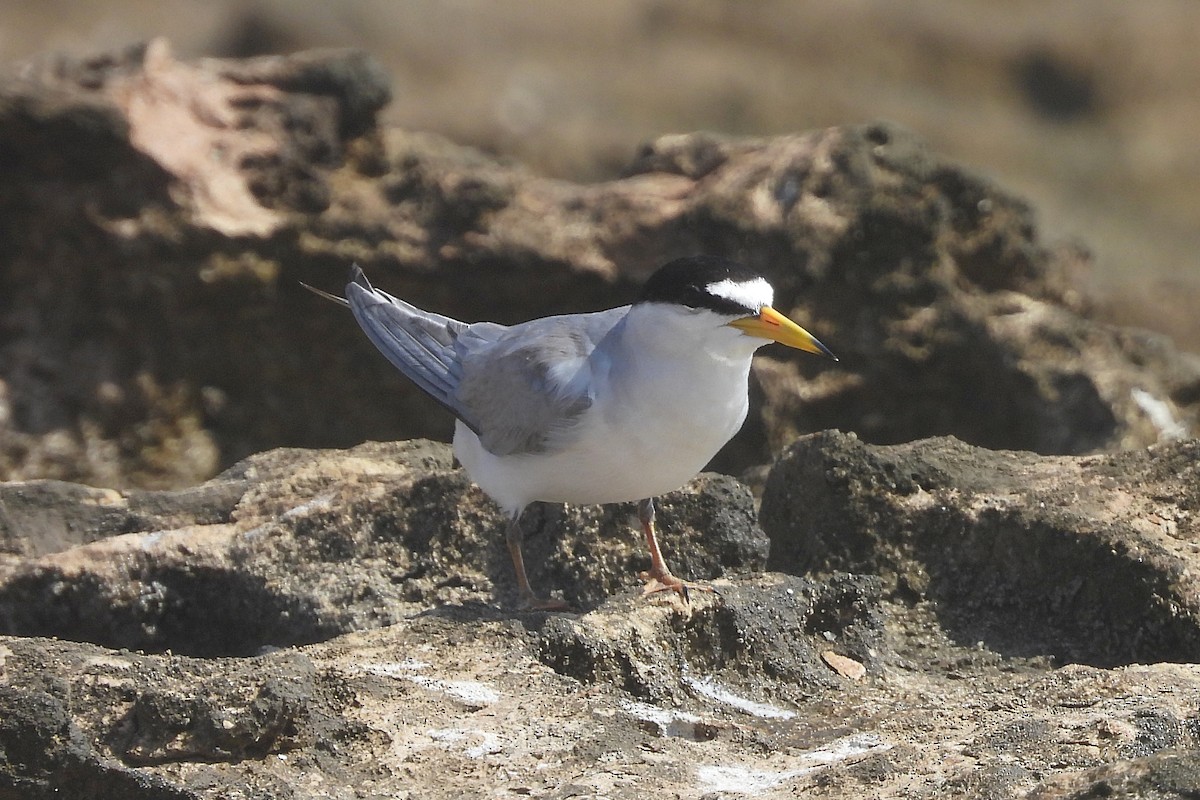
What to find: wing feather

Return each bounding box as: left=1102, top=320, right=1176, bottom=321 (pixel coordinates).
left=454, top=310, right=625, bottom=456
left=333, top=266, right=627, bottom=458
left=344, top=267, right=485, bottom=433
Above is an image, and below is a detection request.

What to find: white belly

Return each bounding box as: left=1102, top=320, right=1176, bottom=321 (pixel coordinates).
left=453, top=352, right=753, bottom=514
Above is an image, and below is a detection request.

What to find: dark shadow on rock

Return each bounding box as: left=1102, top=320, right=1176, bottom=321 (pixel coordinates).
left=0, top=636, right=364, bottom=798
left=1012, top=48, right=1098, bottom=123
left=0, top=564, right=335, bottom=658
left=117, top=662, right=315, bottom=765
left=1027, top=750, right=1200, bottom=799
left=0, top=684, right=199, bottom=800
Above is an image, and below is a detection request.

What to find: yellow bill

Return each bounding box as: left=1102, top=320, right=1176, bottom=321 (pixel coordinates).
left=727, top=306, right=837, bottom=359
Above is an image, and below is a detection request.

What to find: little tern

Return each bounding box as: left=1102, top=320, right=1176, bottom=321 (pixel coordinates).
left=306, top=255, right=835, bottom=609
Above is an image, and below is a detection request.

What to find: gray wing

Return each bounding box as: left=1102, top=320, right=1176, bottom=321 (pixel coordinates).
left=454, top=308, right=627, bottom=457
left=344, top=266, right=486, bottom=434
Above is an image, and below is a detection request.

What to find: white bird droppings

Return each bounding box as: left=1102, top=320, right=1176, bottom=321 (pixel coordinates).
left=683, top=675, right=795, bottom=719
left=361, top=661, right=500, bottom=706
left=696, top=733, right=891, bottom=795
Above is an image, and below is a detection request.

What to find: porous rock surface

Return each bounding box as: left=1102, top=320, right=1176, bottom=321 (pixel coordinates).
left=1, top=436, right=1199, bottom=798
left=763, top=431, right=1200, bottom=668
left=1, top=43, right=1198, bottom=490
left=0, top=440, right=767, bottom=654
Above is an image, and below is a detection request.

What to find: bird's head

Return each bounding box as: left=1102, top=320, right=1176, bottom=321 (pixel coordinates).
left=636, top=255, right=836, bottom=359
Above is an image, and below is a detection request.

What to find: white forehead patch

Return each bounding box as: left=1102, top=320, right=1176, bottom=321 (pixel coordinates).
left=704, top=277, right=773, bottom=311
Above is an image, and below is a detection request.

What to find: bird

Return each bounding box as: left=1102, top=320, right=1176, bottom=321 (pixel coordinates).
left=304, top=255, right=835, bottom=609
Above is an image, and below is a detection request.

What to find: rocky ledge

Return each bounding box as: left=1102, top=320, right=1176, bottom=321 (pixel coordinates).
left=2, top=434, right=1199, bottom=798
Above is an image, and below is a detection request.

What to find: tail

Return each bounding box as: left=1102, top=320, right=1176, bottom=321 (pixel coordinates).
left=300, top=280, right=350, bottom=307
left=336, top=266, right=483, bottom=434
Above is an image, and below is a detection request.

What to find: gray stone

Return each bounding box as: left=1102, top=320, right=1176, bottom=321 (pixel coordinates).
left=0, top=440, right=768, bottom=654
left=0, top=438, right=1197, bottom=797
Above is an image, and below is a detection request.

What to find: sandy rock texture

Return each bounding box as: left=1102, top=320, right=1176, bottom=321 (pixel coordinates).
left=4, top=2, right=1200, bottom=342
left=1, top=43, right=1197, bottom=490
left=764, top=431, right=1200, bottom=668
left=2, top=437, right=1200, bottom=798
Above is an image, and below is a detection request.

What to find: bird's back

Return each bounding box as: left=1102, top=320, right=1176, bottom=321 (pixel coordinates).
left=455, top=308, right=627, bottom=456
left=345, top=266, right=628, bottom=458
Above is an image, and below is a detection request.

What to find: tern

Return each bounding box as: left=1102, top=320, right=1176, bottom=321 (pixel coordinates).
left=306, top=255, right=835, bottom=609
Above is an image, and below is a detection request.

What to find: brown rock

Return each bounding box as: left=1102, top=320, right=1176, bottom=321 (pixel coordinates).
left=0, top=440, right=768, bottom=654
left=2, top=43, right=1198, bottom=490
left=820, top=650, right=867, bottom=681
left=761, top=430, right=1200, bottom=667
left=0, top=436, right=1199, bottom=797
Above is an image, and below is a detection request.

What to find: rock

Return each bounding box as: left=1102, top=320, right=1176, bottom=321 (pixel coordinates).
left=2, top=43, right=1199, bottom=489
left=536, top=572, right=886, bottom=704
left=3, top=39, right=1200, bottom=798
left=0, top=637, right=344, bottom=799
left=3, top=595, right=1200, bottom=798
left=1029, top=750, right=1200, bottom=799
left=0, top=441, right=768, bottom=655
left=0, top=437, right=1199, bottom=797
left=761, top=430, right=1200, bottom=667
left=0, top=682, right=198, bottom=799
left=0, top=40, right=394, bottom=488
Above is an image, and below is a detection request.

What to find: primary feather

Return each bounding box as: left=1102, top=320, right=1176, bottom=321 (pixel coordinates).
left=345, top=267, right=483, bottom=433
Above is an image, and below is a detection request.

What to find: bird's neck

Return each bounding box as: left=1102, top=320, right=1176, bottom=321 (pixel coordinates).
left=618, top=304, right=760, bottom=363
left=607, top=306, right=758, bottom=409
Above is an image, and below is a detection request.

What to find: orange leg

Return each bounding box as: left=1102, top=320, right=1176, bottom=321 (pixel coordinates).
left=637, top=498, right=713, bottom=602
left=506, top=515, right=568, bottom=611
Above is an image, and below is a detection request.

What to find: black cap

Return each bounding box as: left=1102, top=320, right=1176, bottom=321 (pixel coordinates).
left=637, top=255, right=769, bottom=315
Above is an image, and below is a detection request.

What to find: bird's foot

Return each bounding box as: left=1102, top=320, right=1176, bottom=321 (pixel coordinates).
left=639, top=571, right=716, bottom=604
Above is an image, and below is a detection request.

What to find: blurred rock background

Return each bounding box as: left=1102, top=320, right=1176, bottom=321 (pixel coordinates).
left=3, top=0, right=1197, bottom=350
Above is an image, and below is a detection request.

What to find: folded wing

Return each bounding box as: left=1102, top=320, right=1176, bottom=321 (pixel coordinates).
left=455, top=314, right=617, bottom=456
left=344, top=267, right=624, bottom=457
